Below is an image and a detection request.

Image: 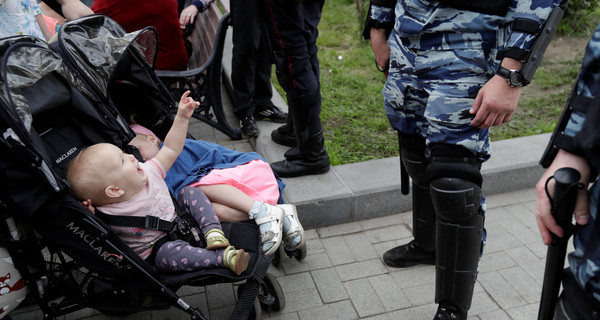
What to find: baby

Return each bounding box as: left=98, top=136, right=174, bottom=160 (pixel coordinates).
left=128, top=125, right=305, bottom=256
left=66, top=91, right=249, bottom=275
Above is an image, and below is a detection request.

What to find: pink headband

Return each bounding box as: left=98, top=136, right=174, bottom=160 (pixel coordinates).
left=129, top=124, right=160, bottom=141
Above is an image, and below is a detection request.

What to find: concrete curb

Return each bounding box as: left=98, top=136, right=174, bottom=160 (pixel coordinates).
left=222, top=27, right=550, bottom=228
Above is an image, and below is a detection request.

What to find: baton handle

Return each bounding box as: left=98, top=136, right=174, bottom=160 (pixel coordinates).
left=551, top=168, right=580, bottom=235
left=537, top=167, right=580, bottom=320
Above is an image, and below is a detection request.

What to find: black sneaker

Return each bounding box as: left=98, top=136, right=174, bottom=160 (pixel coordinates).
left=434, top=304, right=467, bottom=320
left=254, top=104, right=288, bottom=123
left=240, top=116, right=259, bottom=138
left=382, top=240, right=435, bottom=268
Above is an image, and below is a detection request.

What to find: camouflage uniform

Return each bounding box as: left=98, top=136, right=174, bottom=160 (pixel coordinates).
left=563, top=24, right=600, bottom=301
left=368, top=0, right=564, bottom=317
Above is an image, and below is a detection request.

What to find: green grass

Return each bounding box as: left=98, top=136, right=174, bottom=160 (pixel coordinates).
left=318, top=0, right=394, bottom=165
left=275, top=0, right=599, bottom=165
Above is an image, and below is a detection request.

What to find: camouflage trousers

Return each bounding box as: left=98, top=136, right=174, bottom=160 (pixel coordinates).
left=569, top=180, right=600, bottom=300
left=383, top=32, right=499, bottom=162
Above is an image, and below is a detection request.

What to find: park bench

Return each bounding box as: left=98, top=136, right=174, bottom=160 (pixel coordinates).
left=155, top=0, right=242, bottom=140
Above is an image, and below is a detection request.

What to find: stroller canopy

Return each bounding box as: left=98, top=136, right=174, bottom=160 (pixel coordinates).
left=56, top=15, right=159, bottom=99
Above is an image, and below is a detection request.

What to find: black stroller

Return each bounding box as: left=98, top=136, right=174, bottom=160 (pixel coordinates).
left=0, top=15, right=284, bottom=320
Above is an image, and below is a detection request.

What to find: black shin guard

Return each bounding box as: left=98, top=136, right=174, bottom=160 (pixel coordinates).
left=432, top=178, right=483, bottom=313
left=399, top=134, right=436, bottom=252
left=428, top=144, right=484, bottom=313
left=412, top=182, right=436, bottom=252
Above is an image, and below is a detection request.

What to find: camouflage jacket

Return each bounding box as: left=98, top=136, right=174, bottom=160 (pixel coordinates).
left=369, top=0, right=565, bottom=51
left=565, top=24, right=600, bottom=172
left=560, top=23, right=600, bottom=302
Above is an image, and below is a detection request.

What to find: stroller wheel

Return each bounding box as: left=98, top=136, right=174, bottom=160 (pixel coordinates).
left=249, top=297, right=262, bottom=320
left=258, top=273, right=285, bottom=312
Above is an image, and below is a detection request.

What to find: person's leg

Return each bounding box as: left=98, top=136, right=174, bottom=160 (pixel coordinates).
left=177, top=186, right=229, bottom=250
left=253, top=1, right=287, bottom=123
left=421, top=48, right=494, bottom=319
left=383, top=132, right=436, bottom=268
left=198, top=184, right=256, bottom=213
left=198, top=184, right=284, bottom=255
left=155, top=240, right=249, bottom=275
left=381, top=34, right=436, bottom=268
left=554, top=268, right=600, bottom=319
left=262, top=0, right=329, bottom=177
left=211, top=202, right=249, bottom=222
left=231, top=0, right=261, bottom=137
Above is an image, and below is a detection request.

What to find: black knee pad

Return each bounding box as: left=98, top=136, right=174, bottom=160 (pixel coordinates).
left=427, top=144, right=482, bottom=187
left=427, top=144, right=482, bottom=222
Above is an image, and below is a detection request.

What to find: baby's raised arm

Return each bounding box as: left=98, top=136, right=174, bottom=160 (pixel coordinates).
left=155, top=90, right=199, bottom=171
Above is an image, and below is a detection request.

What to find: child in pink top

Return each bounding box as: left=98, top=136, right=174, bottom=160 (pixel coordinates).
left=66, top=91, right=250, bottom=275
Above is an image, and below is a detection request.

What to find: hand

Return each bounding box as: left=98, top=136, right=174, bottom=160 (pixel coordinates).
left=177, top=90, right=199, bottom=119
left=80, top=199, right=95, bottom=214
left=370, top=28, right=390, bottom=78
left=469, top=75, right=521, bottom=128
left=180, top=5, right=199, bottom=30
left=535, top=149, right=591, bottom=245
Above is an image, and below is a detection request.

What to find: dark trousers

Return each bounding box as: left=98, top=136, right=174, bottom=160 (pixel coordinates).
left=261, top=0, right=325, bottom=136
left=554, top=268, right=600, bottom=319
left=231, top=0, right=274, bottom=118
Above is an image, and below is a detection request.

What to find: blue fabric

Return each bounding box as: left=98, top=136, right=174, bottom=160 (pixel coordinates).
left=163, top=139, right=285, bottom=203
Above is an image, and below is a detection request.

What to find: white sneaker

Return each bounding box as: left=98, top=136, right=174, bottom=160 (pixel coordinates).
left=254, top=203, right=284, bottom=256
left=278, top=204, right=305, bottom=251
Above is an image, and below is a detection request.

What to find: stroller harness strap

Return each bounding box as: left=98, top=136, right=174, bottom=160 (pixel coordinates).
left=95, top=208, right=202, bottom=245
left=95, top=210, right=178, bottom=233
left=94, top=209, right=202, bottom=265
left=95, top=203, right=202, bottom=248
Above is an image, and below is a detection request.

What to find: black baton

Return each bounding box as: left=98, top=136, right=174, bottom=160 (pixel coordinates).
left=537, top=167, right=581, bottom=320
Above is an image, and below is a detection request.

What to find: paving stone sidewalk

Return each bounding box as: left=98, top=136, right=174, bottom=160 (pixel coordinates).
left=10, top=186, right=560, bottom=320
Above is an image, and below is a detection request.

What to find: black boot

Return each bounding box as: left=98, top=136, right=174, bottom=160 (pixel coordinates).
left=271, top=123, right=297, bottom=147
left=383, top=240, right=435, bottom=268
left=270, top=130, right=330, bottom=177
left=271, top=90, right=329, bottom=177
left=271, top=102, right=296, bottom=147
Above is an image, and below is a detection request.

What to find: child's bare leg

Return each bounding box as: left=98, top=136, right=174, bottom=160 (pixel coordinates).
left=197, top=184, right=284, bottom=255
left=198, top=184, right=254, bottom=212
left=211, top=202, right=248, bottom=222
